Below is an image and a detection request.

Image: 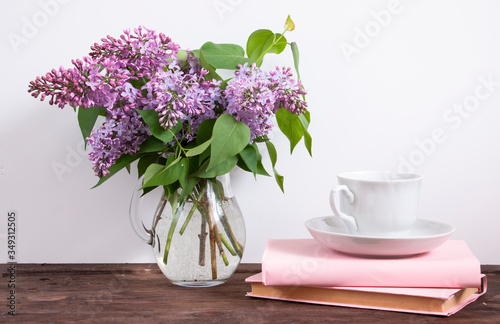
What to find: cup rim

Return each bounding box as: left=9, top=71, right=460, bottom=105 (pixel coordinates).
left=337, top=170, right=422, bottom=182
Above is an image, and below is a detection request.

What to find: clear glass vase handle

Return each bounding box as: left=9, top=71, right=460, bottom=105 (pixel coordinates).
left=129, top=176, right=154, bottom=245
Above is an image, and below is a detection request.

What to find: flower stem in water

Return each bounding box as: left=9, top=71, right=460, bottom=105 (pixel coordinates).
left=198, top=215, right=207, bottom=266
left=163, top=204, right=182, bottom=265
left=179, top=185, right=207, bottom=235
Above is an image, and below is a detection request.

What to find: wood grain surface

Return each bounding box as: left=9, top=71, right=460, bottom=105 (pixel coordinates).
left=1, top=264, right=499, bottom=323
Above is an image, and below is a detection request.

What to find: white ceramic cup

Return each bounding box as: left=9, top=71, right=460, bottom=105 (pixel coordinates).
left=329, top=171, right=422, bottom=237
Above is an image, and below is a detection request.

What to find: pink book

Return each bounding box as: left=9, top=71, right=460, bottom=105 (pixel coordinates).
left=246, top=273, right=487, bottom=316
left=261, top=239, right=481, bottom=288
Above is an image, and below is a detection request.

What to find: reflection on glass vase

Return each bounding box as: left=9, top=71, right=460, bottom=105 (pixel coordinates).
left=130, top=174, right=245, bottom=287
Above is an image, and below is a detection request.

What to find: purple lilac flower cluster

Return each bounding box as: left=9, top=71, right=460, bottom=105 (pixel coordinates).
left=28, top=26, right=306, bottom=178
left=143, top=52, right=223, bottom=141
left=269, top=66, right=308, bottom=115
left=225, top=63, right=307, bottom=140
left=89, top=26, right=180, bottom=79
left=86, top=114, right=148, bottom=177
left=26, top=57, right=127, bottom=109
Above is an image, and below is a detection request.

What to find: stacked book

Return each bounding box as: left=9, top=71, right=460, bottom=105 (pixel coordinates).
left=246, top=239, right=486, bottom=316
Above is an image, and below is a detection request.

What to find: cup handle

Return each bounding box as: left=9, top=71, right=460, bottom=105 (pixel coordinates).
left=329, top=185, right=358, bottom=231
left=129, top=176, right=154, bottom=245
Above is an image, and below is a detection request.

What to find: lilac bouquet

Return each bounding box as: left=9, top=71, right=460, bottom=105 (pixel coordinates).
left=28, top=16, right=311, bottom=200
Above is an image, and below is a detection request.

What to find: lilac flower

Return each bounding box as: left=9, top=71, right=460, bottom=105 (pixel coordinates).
left=28, top=57, right=130, bottom=110
left=141, top=57, right=222, bottom=141
left=87, top=110, right=149, bottom=177
left=120, top=82, right=140, bottom=105
left=268, top=66, right=307, bottom=115
left=223, top=64, right=307, bottom=141
left=29, top=26, right=182, bottom=177
left=224, top=63, right=276, bottom=140
left=89, top=26, right=180, bottom=79
left=178, top=50, right=203, bottom=75
left=28, top=60, right=90, bottom=109
left=29, top=26, right=309, bottom=179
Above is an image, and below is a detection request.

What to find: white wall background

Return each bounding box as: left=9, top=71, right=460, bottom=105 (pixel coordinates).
left=1, top=0, right=499, bottom=265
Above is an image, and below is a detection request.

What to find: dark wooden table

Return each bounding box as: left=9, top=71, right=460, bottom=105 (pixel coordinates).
left=1, top=263, right=499, bottom=323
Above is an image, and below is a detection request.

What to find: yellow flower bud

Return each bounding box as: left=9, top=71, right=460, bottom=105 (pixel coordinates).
left=284, top=15, right=295, bottom=32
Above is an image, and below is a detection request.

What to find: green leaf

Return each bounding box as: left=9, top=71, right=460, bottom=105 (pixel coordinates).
left=142, top=163, right=164, bottom=187
left=163, top=182, right=181, bottom=215
left=298, top=112, right=312, bottom=156
left=91, top=153, right=140, bottom=188
left=303, top=129, right=313, bottom=157
left=265, top=140, right=284, bottom=192
left=300, top=109, right=311, bottom=125
left=92, top=134, right=173, bottom=189
left=143, top=155, right=183, bottom=188
left=141, top=185, right=159, bottom=197
left=129, top=77, right=147, bottom=91
left=196, top=118, right=216, bottom=145
left=186, top=138, right=213, bottom=157
left=198, top=49, right=223, bottom=82
left=179, top=176, right=200, bottom=204
left=246, top=29, right=287, bottom=66
left=137, top=109, right=182, bottom=143
left=200, top=42, right=253, bottom=70
left=178, top=157, right=189, bottom=187
left=77, top=106, right=104, bottom=146
left=177, top=49, right=188, bottom=61
left=236, top=156, right=251, bottom=173
left=276, top=108, right=304, bottom=154
left=212, top=178, right=224, bottom=201
left=265, top=140, right=278, bottom=168
left=167, top=189, right=179, bottom=216
left=252, top=135, right=269, bottom=143
left=137, top=153, right=160, bottom=178
left=137, top=136, right=167, bottom=153
left=207, top=114, right=250, bottom=171
left=273, top=168, right=285, bottom=193
left=290, top=42, right=301, bottom=81
left=238, top=144, right=270, bottom=177
left=196, top=118, right=216, bottom=164
left=196, top=155, right=238, bottom=178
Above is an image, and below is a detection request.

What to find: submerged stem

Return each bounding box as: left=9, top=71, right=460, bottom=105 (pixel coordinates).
left=163, top=200, right=183, bottom=265
left=219, top=232, right=237, bottom=256
left=206, top=209, right=217, bottom=279
left=213, top=223, right=229, bottom=266
left=220, top=201, right=243, bottom=258
left=161, top=178, right=237, bottom=274
left=198, top=215, right=207, bottom=266
left=179, top=185, right=207, bottom=235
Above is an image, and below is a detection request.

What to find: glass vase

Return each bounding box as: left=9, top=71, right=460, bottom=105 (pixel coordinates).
left=130, top=174, right=245, bottom=287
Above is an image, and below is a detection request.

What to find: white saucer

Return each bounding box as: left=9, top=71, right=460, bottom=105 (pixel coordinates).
left=305, top=216, right=455, bottom=257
